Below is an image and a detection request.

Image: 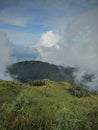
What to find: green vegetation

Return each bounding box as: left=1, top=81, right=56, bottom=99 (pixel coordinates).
left=7, top=61, right=76, bottom=83
left=0, top=79, right=98, bottom=130
left=69, top=86, right=91, bottom=97
left=28, top=79, right=46, bottom=86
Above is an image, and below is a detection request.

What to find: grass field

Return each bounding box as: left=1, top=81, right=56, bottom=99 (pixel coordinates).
left=0, top=79, right=98, bottom=130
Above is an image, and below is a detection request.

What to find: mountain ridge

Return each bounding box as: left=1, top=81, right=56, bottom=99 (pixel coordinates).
left=7, top=60, right=76, bottom=83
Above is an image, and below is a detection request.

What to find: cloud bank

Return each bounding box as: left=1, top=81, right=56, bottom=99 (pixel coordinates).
left=35, top=7, right=98, bottom=71
left=0, top=32, right=16, bottom=80
left=1, top=0, right=98, bottom=28
left=34, top=7, right=98, bottom=90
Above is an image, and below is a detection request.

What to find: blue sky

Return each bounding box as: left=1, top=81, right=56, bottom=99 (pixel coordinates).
left=0, top=0, right=98, bottom=69
left=0, top=0, right=98, bottom=46
left=0, top=0, right=98, bottom=88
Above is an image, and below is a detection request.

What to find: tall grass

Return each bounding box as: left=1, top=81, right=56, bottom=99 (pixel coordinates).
left=0, top=80, right=98, bottom=130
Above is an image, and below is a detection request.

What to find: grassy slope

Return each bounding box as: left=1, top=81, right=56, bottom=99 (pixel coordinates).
left=0, top=79, right=98, bottom=130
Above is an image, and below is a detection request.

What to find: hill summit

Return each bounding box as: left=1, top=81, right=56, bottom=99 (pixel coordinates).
left=7, top=60, right=76, bottom=83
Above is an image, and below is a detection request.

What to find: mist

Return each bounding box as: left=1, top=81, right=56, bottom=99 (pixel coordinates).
left=34, top=7, right=98, bottom=90
left=0, top=32, right=16, bottom=80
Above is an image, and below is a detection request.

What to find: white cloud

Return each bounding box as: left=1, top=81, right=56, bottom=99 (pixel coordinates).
left=0, top=31, right=16, bottom=80
left=1, top=0, right=97, bottom=28
left=34, top=7, right=98, bottom=74
left=33, top=7, right=98, bottom=90
left=66, top=7, right=98, bottom=40
left=34, top=30, right=63, bottom=62
left=37, top=30, right=60, bottom=48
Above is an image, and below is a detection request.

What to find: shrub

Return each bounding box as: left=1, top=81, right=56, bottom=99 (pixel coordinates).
left=33, top=80, right=46, bottom=86
left=88, top=106, right=98, bottom=130
left=69, top=86, right=91, bottom=98
left=55, top=108, right=91, bottom=130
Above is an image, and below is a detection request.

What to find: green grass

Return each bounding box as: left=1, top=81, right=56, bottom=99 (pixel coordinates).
left=0, top=79, right=98, bottom=130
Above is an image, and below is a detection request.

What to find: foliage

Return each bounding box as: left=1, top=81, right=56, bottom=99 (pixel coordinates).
left=33, top=80, right=46, bottom=86
left=55, top=108, right=91, bottom=130
left=88, top=105, right=98, bottom=130
left=28, top=79, right=46, bottom=86
left=69, top=86, right=91, bottom=97
left=7, top=61, right=76, bottom=83
left=0, top=79, right=98, bottom=130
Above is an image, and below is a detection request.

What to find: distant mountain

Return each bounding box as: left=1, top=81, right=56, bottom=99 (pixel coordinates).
left=7, top=61, right=76, bottom=83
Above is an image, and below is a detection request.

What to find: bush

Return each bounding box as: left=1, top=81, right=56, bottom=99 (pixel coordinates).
left=0, top=96, right=32, bottom=130
left=88, top=106, right=98, bottom=130
left=33, top=80, right=46, bottom=86
left=55, top=108, right=91, bottom=130
left=0, top=95, right=56, bottom=130
left=28, top=79, right=46, bottom=86
left=69, top=86, right=91, bottom=98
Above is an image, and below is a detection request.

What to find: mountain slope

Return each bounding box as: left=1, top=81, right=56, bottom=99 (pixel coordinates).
left=0, top=79, right=98, bottom=130
left=7, top=60, right=76, bottom=83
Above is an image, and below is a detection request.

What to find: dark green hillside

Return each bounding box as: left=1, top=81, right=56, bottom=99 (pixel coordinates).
left=7, top=61, right=76, bottom=83
left=0, top=79, right=98, bottom=130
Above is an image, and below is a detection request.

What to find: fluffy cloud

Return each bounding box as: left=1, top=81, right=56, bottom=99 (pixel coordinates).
left=36, top=31, right=60, bottom=48
left=35, top=7, right=98, bottom=72
left=34, top=7, right=98, bottom=90
left=34, top=30, right=62, bottom=62
left=35, top=29, right=98, bottom=74
left=0, top=32, right=16, bottom=80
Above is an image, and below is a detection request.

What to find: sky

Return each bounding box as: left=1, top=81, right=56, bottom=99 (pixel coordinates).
left=0, top=0, right=98, bottom=85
